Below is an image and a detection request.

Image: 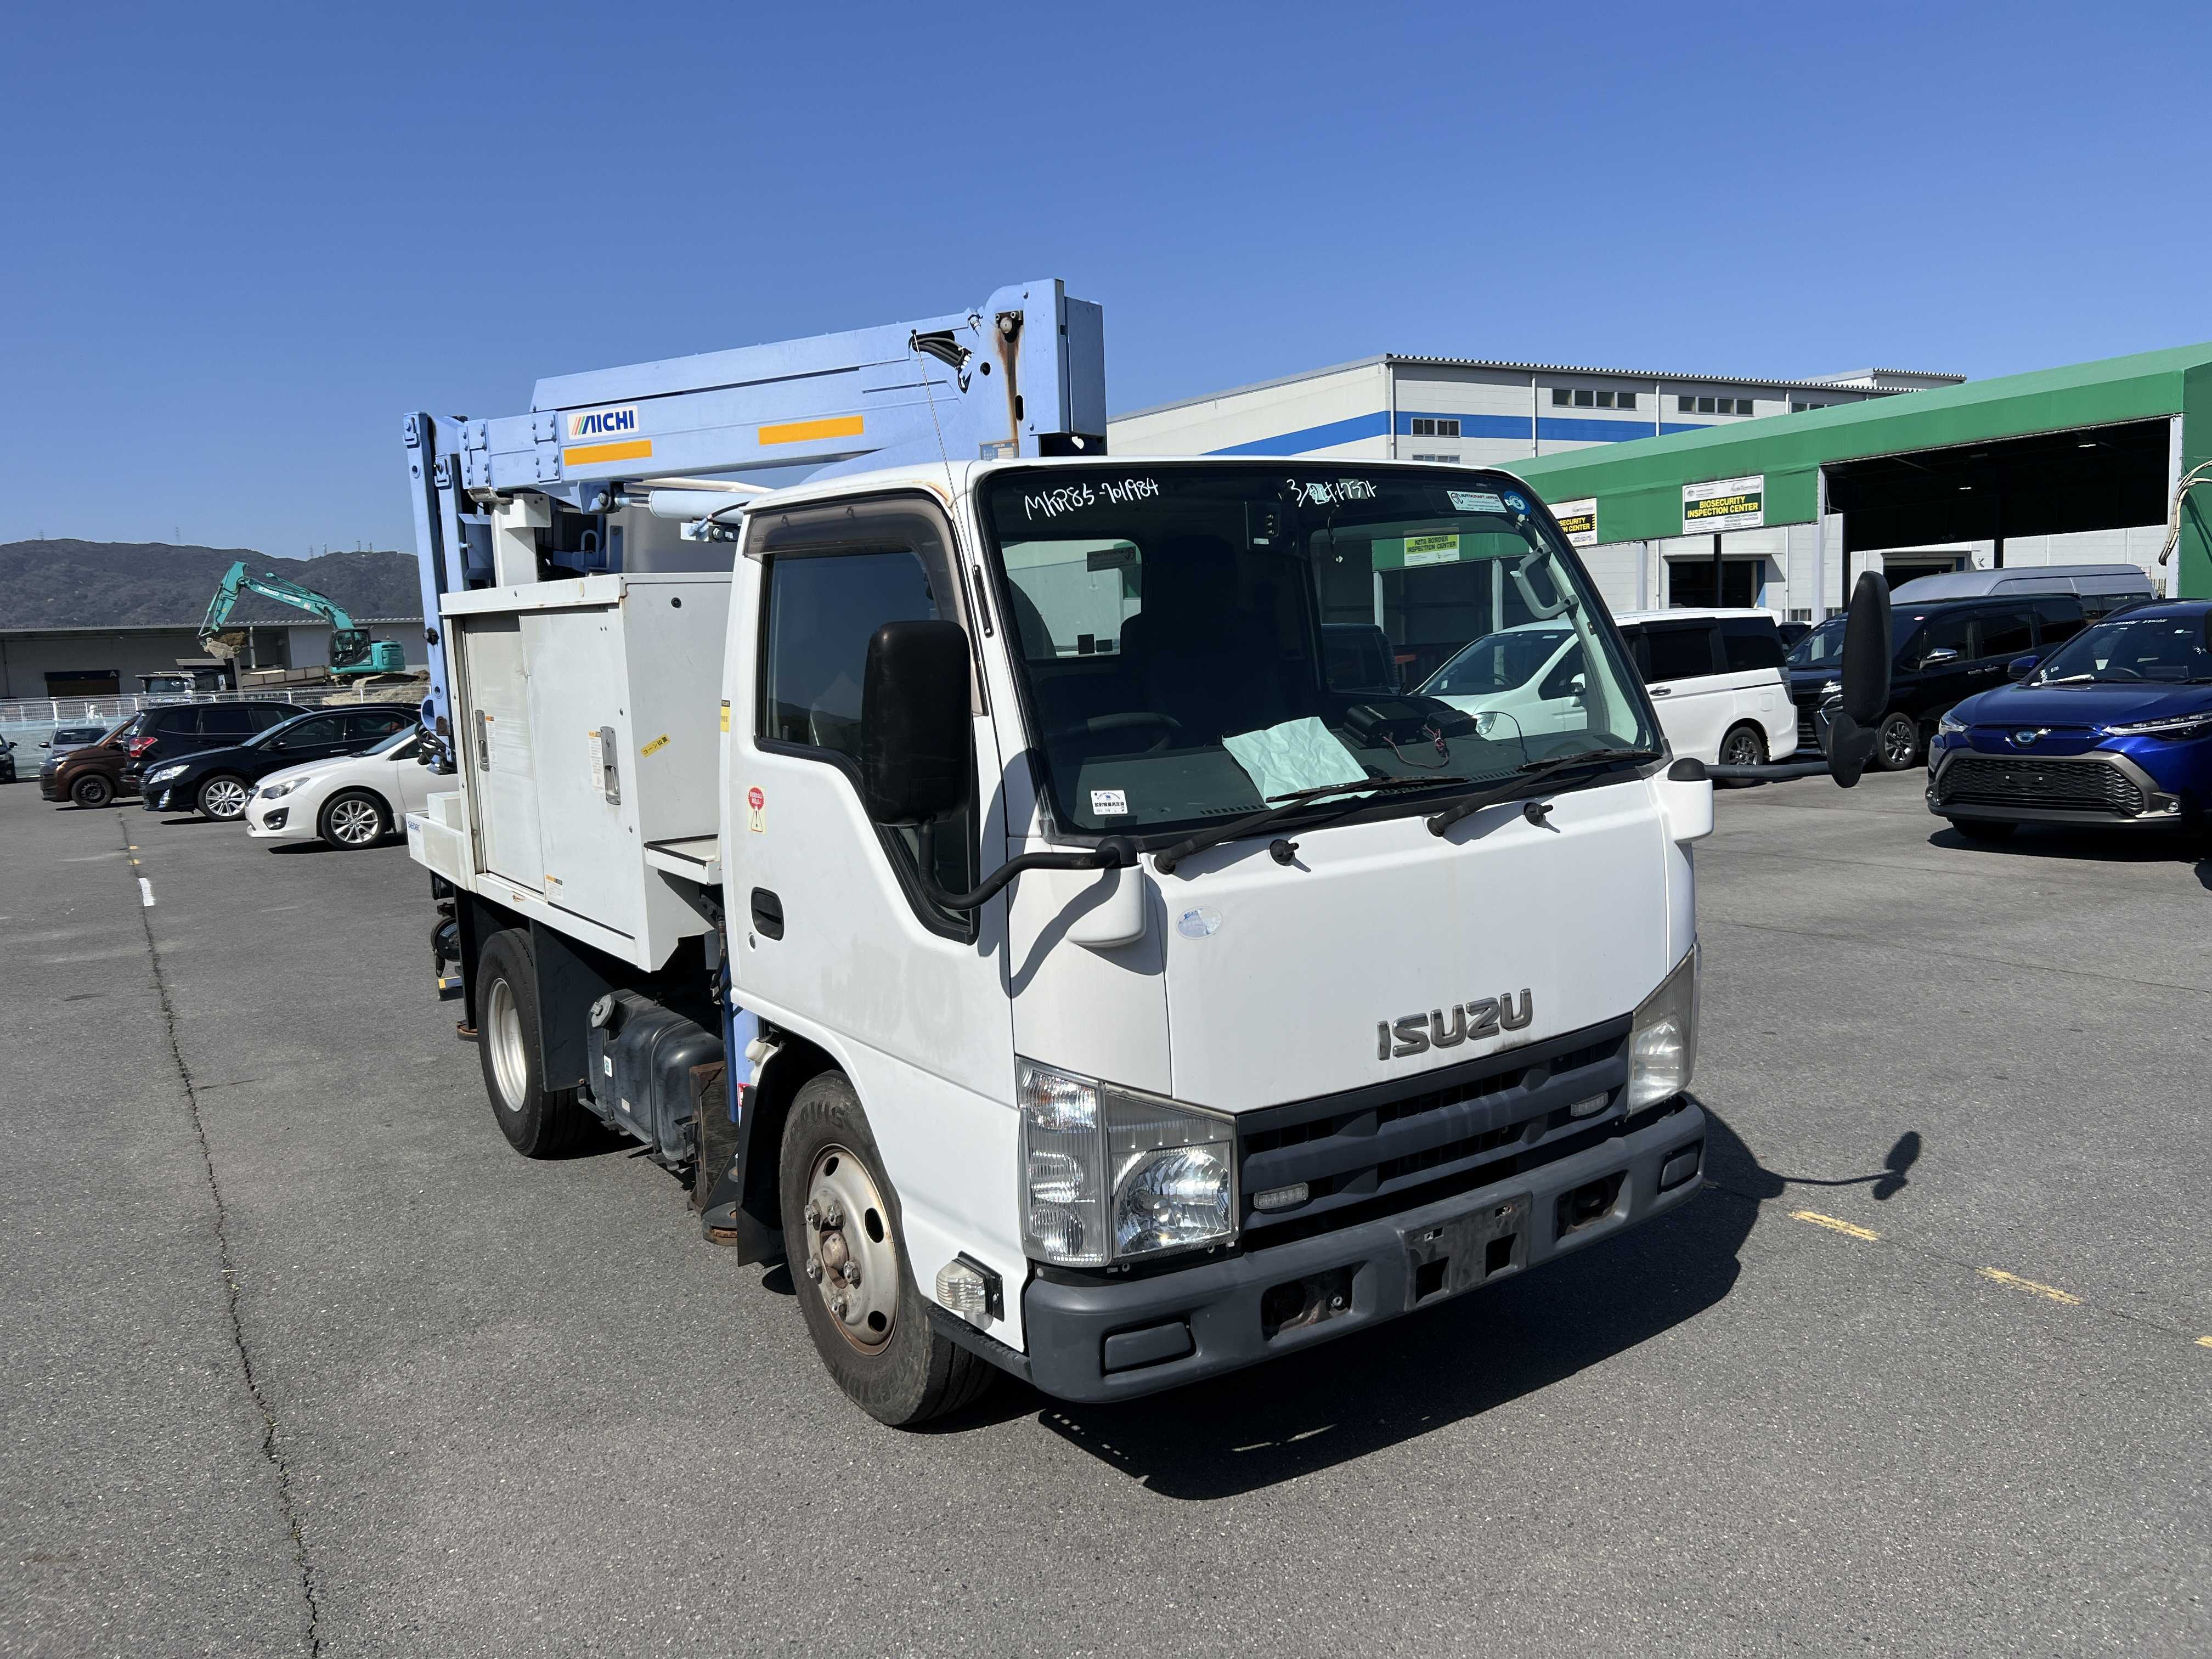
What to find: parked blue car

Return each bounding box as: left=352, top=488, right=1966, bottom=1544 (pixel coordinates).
left=1926, top=600, right=2212, bottom=840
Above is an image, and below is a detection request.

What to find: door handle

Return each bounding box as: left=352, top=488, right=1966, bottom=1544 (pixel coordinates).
left=1649, top=686, right=1672, bottom=696
left=750, top=888, right=784, bottom=940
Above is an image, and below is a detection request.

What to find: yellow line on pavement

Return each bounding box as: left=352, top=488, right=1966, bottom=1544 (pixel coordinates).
left=1790, top=1209, right=1880, bottom=1241
left=2197, top=1336, right=2212, bottom=1349
left=1978, top=1268, right=2080, bottom=1305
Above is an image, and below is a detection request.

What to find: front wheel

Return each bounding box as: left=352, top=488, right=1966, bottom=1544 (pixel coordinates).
left=778, top=1073, right=995, bottom=1426
left=1873, top=712, right=1922, bottom=771
left=70, top=774, right=115, bottom=809
left=475, top=929, right=589, bottom=1158
left=320, top=789, right=391, bottom=849
left=198, top=774, right=252, bottom=820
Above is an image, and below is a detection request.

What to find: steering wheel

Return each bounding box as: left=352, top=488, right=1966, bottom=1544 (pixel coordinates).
left=1046, top=712, right=1183, bottom=754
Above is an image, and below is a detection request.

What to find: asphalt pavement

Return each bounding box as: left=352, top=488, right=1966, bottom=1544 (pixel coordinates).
left=3, top=769, right=2207, bottom=1656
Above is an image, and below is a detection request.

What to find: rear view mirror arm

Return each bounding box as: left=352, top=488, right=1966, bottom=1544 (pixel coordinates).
left=912, top=832, right=1138, bottom=913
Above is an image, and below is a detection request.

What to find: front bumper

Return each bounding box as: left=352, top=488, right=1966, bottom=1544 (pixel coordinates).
left=1926, top=743, right=2184, bottom=827
left=1002, top=1096, right=1706, bottom=1403
left=245, top=802, right=292, bottom=835
left=143, top=783, right=187, bottom=811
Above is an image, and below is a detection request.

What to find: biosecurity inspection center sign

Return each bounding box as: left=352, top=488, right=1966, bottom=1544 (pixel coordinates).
left=1681, top=475, right=1765, bottom=534
left=1550, top=497, right=1597, bottom=548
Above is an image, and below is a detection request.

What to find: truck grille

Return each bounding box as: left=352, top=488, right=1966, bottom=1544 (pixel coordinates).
left=1237, top=1018, right=1633, bottom=1246
left=1933, top=754, right=2143, bottom=816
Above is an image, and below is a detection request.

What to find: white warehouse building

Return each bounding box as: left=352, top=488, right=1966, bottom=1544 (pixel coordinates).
left=1109, top=355, right=1966, bottom=615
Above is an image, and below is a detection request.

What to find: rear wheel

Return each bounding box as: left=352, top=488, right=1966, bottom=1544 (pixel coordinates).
left=1874, top=712, right=1922, bottom=771
left=198, top=774, right=251, bottom=820
left=70, top=773, right=114, bottom=809
left=778, top=1072, right=995, bottom=1426
left=320, top=789, right=390, bottom=849
left=1717, top=722, right=1767, bottom=785
left=1948, top=818, right=2017, bottom=842
left=475, top=929, right=588, bottom=1158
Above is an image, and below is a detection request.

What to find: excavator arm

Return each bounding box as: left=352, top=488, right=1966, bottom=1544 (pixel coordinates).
left=198, top=561, right=402, bottom=673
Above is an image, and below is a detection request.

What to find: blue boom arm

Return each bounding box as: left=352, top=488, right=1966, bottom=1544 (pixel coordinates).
left=401, top=278, right=1104, bottom=737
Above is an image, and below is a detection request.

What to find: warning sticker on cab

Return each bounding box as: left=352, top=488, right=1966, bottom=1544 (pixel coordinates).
left=1090, top=788, right=1128, bottom=816
left=640, top=733, right=670, bottom=758
left=747, top=786, right=765, bottom=833
left=719, top=700, right=731, bottom=733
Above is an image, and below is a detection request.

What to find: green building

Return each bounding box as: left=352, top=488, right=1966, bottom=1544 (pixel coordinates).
left=1505, top=342, right=2212, bottom=619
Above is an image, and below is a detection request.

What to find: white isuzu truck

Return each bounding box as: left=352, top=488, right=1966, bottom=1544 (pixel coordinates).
left=399, top=282, right=1887, bottom=1423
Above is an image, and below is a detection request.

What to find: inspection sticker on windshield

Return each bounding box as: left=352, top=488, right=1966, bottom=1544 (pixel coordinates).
left=1404, top=533, right=1462, bottom=567
left=1448, top=489, right=1506, bottom=515
left=1090, top=788, right=1128, bottom=816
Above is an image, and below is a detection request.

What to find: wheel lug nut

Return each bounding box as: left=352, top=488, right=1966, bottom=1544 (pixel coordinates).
left=804, top=1257, right=823, bottom=1282
left=820, top=1201, right=844, bottom=1229
left=840, top=1261, right=861, bottom=1285
left=803, top=1200, right=823, bottom=1229
left=830, top=1295, right=849, bottom=1319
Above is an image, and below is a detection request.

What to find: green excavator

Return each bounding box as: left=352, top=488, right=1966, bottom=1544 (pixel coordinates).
left=198, top=561, right=409, bottom=678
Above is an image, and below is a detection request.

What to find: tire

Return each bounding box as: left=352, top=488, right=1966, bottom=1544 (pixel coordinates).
left=197, top=774, right=252, bottom=820
left=778, top=1072, right=995, bottom=1427
left=1717, top=722, right=1767, bottom=786
left=1948, top=818, right=2017, bottom=842
left=320, top=788, right=391, bottom=849
left=475, top=929, right=589, bottom=1158
left=70, top=773, right=115, bottom=809
left=1873, top=711, right=1922, bottom=771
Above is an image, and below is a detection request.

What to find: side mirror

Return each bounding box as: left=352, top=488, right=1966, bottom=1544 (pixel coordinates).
left=1826, top=572, right=1893, bottom=789
left=1567, top=672, right=1587, bottom=696
left=1918, top=647, right=1960, bottom=669
left=2007, top=654, right=2039, bottom=680
left=860, top=619, right=972, bottom=825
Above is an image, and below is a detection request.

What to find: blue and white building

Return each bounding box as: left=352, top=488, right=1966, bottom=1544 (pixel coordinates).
left=1109, top=354, right=1961, bottom=469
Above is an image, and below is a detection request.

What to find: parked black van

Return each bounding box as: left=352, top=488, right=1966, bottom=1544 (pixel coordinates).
left=1787, top=594, right=2106, bottom=769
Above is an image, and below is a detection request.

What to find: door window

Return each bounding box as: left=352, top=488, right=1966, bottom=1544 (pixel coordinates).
left=1976, top=608, right=2034, bottom=661
left=2032, top=597, right=2085, bottom=646
left=1914, top=612, right=1973, bottom=665
left=1719, top=617, right=1786, bottom=671
left=757, top=529, right=975, bottom=931
left=343, top=710, right=411, bottom=742
left=762, top=550, right=941, bottom=761
left=1642, top=623, right=1719, bottom=684
left=276, top=715, right=346, bottom=748
left=249, top=706, right=295, bottom=730
left=199, top=706, right=259, bottom=736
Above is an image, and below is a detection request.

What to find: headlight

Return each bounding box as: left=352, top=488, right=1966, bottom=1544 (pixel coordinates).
left=1937, top=710, right=1969, bottom=735
left=1627, top=945, right=1699, bottom=1110
left=2102, top=712, right=2212, bottom=741
left=1820, top=680, right=1841, bottom=696
left=146, top=763, right=187, bottom=783
left=260, top=779, right=297, bottom=799
left=1017, top=1058, right=1235, bottom=1266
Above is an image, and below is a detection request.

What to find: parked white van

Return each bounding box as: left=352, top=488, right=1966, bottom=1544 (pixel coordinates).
left=1421, top=608, right=1798, bottom=768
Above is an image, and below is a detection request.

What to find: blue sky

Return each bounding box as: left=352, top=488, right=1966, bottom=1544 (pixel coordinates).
left=2, top=1, right=2205, bottom=558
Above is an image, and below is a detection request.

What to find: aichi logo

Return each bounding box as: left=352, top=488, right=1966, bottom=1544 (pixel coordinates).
left=567, top=405, right=639, bottom=441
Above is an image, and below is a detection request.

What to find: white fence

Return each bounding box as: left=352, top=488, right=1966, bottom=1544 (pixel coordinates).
left=0, top=690, right=338, bottom=758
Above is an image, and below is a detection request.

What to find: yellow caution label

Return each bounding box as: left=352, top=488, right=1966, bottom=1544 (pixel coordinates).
left=719, top=701, right=731, bottom=732
left=759, top=414, right=864, bottom=447
left=563, top=438, right=654, bottom=466
left=640, top=733, right=670, bottom=758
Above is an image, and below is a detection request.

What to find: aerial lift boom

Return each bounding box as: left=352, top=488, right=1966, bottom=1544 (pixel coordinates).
left=400, top=278, right=1105, bottom=733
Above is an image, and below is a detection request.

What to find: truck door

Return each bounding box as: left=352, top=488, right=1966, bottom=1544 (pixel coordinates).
left=728, top=495, right=1013, bottom=1260
left=460, top=614, right=545, bottom=891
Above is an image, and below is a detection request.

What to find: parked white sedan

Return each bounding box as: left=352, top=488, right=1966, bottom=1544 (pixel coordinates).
left=244, top=726, right=432, bottom=850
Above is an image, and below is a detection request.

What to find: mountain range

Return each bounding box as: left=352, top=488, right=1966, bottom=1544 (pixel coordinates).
left=0, top=541, right=421, bottom=629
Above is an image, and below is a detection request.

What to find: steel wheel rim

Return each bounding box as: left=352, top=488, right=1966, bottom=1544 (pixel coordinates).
left=804, top=1144, right=900, bottom=1353
left=485, top=977, right=529, bottom=1113
left=205, top=779, right=248, bottom=818
left=331, top=798, right=380, bottom=844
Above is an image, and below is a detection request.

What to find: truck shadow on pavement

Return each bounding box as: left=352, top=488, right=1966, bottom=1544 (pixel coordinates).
left=1003, top=1109, right=1788, bottom=1499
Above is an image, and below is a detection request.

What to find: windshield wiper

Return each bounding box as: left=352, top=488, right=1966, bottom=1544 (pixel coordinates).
left=1425, top=747, right=1660, bottom=837
left=1153, top=775, right=1471, bottom=874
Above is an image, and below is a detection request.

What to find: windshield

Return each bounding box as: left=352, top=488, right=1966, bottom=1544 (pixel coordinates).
left=54, top=726, right=105, bottom=743
left=1786, top=616, right=1846, bottom=668
left=367, top=727, right=418, bottom=758
left=2035, top=611, right=2212, bottom=685
left=983, top=464, right=1657, bottom=835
